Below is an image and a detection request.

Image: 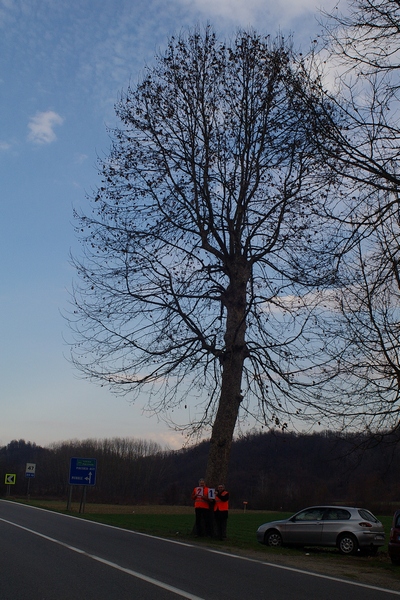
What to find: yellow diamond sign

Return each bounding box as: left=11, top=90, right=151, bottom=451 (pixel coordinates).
left=5, top=474, right=16, bottom=485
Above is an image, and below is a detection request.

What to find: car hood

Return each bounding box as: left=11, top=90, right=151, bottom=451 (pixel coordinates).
left=258, top=519, right=289, bottom=529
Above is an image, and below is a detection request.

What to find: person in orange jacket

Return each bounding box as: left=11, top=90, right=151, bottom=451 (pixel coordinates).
left=191, top=478, right=213, bottom=536
left=214, top=483, right=229, bottom=540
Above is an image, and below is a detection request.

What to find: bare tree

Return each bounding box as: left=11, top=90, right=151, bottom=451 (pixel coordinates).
left=312, top=0, right=400, bottom=216
left=324, top=0, right=400, bottom=77
left=69, top=28, right=340, bottom=484
left=293, top=1, right=400, bottom=437
left=318, top=202, right=400, bottom=435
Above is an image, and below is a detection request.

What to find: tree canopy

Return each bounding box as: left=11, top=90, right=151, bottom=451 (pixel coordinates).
left=70, top=27, right=344, bottom=483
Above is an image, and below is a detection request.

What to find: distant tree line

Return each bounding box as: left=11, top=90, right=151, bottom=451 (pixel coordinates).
left=1, top=432, right=399, bottom=513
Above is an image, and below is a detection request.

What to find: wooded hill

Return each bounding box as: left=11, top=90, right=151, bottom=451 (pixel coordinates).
left=1, top=430, right=398, bottom=513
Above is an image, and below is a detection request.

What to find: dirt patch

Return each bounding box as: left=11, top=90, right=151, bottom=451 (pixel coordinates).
left=36, top=502, right=195, bottom=514
left=28, top=500, right=264, bottom=515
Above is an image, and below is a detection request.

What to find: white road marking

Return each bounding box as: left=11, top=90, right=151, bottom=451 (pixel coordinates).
left=0, top=517, right=205, bottom=600
left=2, top=501, right=399, bottom=597
left=208, top=547, right=400, bottom=596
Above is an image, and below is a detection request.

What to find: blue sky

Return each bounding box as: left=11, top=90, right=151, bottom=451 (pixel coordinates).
left=0, top=0, right=337, bottom=450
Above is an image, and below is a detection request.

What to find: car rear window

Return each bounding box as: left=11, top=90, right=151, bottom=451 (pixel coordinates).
left=358, top=509, right=378, bottom=523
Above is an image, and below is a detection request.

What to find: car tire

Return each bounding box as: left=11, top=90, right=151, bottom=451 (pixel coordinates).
left=265, top=529, right=283, bottom=547
left=337, top=533, right=358, bottom=555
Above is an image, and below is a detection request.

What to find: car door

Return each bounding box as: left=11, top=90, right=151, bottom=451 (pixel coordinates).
left=320, top=508, right=351, bottom=545
left=284, top=507, right=325, bottom=545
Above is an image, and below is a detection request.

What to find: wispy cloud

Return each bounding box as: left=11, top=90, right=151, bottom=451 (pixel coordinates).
left=0, top=140, right=11, bottom=151
left=27, top=110, right=64, bottom=144
left=74, top=153, right=88, bottom=164
left=176, top=0, right=338, bottom=33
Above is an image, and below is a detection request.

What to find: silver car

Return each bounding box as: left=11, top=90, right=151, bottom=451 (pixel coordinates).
left=256, top=506, right=385, bottom=555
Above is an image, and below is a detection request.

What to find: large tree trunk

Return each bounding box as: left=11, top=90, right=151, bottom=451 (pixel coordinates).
left=205, top=354, right=245, bottom=486
left=205, top=260, right=249, bottom=487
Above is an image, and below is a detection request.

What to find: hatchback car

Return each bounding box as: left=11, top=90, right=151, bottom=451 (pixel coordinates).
left=256, top=506, right=385, bottom=555
left=388, top=509, right=400, bottom=565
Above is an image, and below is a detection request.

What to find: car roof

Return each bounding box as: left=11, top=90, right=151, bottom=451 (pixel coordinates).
left=298, top=506, right=363, bottom=511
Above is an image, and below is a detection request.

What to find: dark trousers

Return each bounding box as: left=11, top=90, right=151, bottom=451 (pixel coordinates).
left=214, top=510, right=228, bottom=540
left=195, top=507, right=213, bottom=536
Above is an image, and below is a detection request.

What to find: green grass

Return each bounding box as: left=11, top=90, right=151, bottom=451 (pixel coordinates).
left=81, top=512, right=198, bottom=538
left=78, top=511, right=287, bottom=552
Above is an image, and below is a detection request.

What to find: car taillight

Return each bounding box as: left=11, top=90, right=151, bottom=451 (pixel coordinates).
left=359, top=522, right=373, bottom=528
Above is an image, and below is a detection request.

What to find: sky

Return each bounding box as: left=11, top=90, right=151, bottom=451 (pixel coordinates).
left=0, top=0, right=339, bottom=450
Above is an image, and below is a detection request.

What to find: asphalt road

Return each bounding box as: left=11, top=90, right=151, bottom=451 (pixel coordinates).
left=1, top=499, right=399, bottom=600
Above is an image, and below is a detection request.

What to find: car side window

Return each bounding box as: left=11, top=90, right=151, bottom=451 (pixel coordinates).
left=294, top=508, right=325, bottom=521
left=358, top=509, right=378, bottom=523
left=323, top=508, right=351, bottom=521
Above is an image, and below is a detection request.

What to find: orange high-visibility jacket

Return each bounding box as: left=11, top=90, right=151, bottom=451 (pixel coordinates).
left=214, top=490, right=229, bottom=510
left=191, top=486, right=210, bottom=509
left=214, top=490, right=229, bottom=511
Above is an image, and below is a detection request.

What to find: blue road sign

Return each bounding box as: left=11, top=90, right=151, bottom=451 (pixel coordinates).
left=69, top=457, right=97, bottom=486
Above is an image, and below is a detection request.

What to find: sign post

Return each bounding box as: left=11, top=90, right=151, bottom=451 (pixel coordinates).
left=25, top=463, right=36, bottom=498
left=67, top=458, right=97, bottom=513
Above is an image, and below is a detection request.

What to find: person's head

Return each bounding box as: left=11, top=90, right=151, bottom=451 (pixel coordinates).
left=199, top=478, right=205, bottom=486
left=217, top=484, right=225, bottom=492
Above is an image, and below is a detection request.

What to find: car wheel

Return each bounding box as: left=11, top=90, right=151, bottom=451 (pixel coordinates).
left=265, top=529, right=283, bottom=547
left=337, top=533, right=358, bottom=555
